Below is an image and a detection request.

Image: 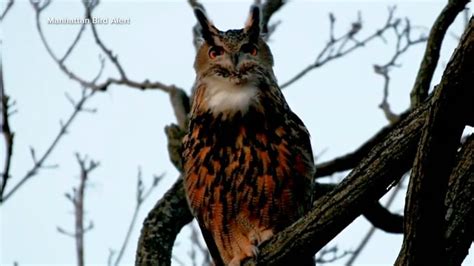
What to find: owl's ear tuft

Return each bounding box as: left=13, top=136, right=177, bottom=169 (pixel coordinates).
left=244, top=5, right=261, bottom=42
left=194, top=8, right=219, bottom=45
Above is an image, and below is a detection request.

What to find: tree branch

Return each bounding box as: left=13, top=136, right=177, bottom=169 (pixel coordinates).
left=60, top=16, right=87, bottom=64
left=84, top=2, right=127, bottom=80
left=395, top=17, right=474, bottom=265
left=444, top=135, right=474, bottom=266
left=135, top=177, right=194, bottom=265
left=345, top=174, right=406, bottom=266
left=314, top=119, right=401, bottom=178
left=0, top=0, right=14, bottom=22
left=314, top=183, right=403, bottom=234
left=1, top=81, right=101, bottom=203
left=110, top=169, right=163, bottom=266
left=0, top=47, right=15, bottom=200
left=29, top=0, right=179, bottom=93
left=409, top=0, right=469, bottom=107
left=373, top=18, right=427, bottom=123
left=281, top=7, right=411, bottom=89
left=58, top=153, right=99, bottom=266
left=362, top=199, right=404, bottom=234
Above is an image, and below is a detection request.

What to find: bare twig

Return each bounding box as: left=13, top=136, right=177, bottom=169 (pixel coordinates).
left=190, top=223, right=211, bottom=266
left=316, top=246, right=352, bottom=264
left=84, top=2, right=127, bottom=80
left=409, top=0, right=469, bottom=107
left=22, top=4, right=191, bottom=219
left=28, top=0, right=178, bottom=93
left=373, top=17, right=428, bottom=123
left=107, top=249, right=116, bottom=266
left=110, top=168, right=163, bottom=266
left=0, top=44, right=15, bottom=200
left=58, top=153, right=100, bottom=266
left=1, top=63, right=102, bottom=203
left=0, top=0, right=14, bottom=21
left=281, top=7, right=403, bottom=89
left=60, top=18, right=87, bottom=64
left=314, top=119, right=399, bottom=178
left=313, top=16, right=426, bottom=177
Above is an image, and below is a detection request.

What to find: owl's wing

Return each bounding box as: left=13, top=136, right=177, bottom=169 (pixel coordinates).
left=196, top=219, right=225, bottom=266
left=287, top=111, right=315, bottom=211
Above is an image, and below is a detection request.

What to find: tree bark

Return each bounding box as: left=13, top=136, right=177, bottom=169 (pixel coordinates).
left=409, top=0, right=469, bottom=107
left=395, top=18, right=474, bottom=266
left=135, top=177, right=193, bottom=266
left=444, top=136, right=474, bottom=266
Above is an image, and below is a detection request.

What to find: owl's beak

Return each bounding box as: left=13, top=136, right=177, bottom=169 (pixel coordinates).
left=231, top=53, right=240, bottom=67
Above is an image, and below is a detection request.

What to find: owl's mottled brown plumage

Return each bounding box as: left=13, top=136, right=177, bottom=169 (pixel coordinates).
left=183, top=6, right=315, bottom=266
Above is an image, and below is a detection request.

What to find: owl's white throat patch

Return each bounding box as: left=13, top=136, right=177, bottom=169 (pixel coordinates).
left=205, top=77, right=258, bottom=115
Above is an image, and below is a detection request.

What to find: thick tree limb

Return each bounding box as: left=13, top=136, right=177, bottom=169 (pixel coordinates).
left=362, top=201, right=403, bottom=234
left=345, top=174, right=407, bottom=266
left=135, top=177, right=193, bottom=266
left=409, top=0, right=469, bottom=107
left=314, top=183, right=403, bottom=234
left=395, top=17, right=474, bottom=266
left=444, top=135, right=474, bottom=266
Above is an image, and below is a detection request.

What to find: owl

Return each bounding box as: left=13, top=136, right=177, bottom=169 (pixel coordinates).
left=182, top=5, right=315, bottom=266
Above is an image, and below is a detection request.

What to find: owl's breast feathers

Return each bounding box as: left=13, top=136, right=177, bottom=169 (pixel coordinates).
left=183, top=84, right=314, bottom=264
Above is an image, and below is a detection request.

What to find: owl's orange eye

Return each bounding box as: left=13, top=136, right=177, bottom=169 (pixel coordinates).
left=208, top=46, right=224, bottom=59
left=241, top=43, right=258, bottom=56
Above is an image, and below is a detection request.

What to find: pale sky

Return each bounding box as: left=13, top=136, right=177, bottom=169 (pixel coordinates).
left=1, top=0, right=473, bottom=265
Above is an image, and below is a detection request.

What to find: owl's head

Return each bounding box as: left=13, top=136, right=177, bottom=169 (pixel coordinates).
left=192, top=6, right=276, bottom=115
